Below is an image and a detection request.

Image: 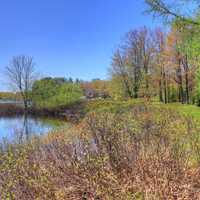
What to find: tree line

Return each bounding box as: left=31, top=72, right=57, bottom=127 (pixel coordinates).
left=109, top=0, right=200, bottom=104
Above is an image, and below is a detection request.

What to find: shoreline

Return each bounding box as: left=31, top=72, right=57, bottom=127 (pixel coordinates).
left=0, top=101, right=86, bottom=123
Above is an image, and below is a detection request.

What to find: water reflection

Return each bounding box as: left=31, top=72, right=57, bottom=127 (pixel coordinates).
left=0, top=114, right=64, bottom=144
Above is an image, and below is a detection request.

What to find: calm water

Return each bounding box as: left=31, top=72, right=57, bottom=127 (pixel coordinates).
left=0, top=115, right=65, bottom=144
left=0, top=100, right=23, bottom=104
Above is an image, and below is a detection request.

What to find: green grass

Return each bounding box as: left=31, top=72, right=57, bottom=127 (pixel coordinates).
left=169, top=104, right=200, bottom=118
left=84, top=99, right=141, bottom=113
left=153, top=102, right=200, bottom=120
left=84, top=98, right=200, bottom=121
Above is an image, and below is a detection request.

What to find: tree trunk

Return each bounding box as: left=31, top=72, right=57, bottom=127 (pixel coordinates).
left=183, top=55, right=190, bottom=104
left=24, top=100, right=28, bottom=113
left=163, top=71, right=167, bottom=104
left=177, top=57, right=184, bottom=104
left=159, top=67, right=164, bottom=102
left=159, top=79, right=163, bottom=102
left=122, top=76, right=133, bottom=98
left=144, top=65, right=149, bottom=90
left=185, top=69, right=189, bottom=104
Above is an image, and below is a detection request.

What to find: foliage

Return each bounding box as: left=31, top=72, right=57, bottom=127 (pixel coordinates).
left=84, top=99, right=142, bottom=114
left=107, top=75, right=128, bottom=100
left=32, top=77, right=83, bottom=109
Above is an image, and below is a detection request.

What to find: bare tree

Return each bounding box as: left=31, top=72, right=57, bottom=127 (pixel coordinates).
left=111, top=50, right=134, bottom=98
left=110, top=27, right=158, bottom=99
left=5, top=55, right=36, bottom=112
left=126, top=27, right=155, bottom=97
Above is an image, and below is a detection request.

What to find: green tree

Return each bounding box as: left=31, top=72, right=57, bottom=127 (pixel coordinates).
left=32, top=77, right=83, bottom=109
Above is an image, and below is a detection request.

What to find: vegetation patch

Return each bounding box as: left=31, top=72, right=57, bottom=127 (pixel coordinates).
left=1, top=103, right=200, bottom=199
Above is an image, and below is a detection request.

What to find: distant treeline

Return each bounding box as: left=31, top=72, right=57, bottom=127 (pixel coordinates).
left=0, top=92, right=22, bottom=101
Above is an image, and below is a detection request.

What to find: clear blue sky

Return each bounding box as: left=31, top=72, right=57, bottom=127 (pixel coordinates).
left=0, top=0, right=162, bottom=91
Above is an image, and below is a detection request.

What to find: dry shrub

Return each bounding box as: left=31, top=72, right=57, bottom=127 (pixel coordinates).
left=1, top=105, right=200, bottom=199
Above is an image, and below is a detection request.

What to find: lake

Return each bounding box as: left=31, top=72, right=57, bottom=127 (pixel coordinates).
left=0, top=115, right=65, bottom=145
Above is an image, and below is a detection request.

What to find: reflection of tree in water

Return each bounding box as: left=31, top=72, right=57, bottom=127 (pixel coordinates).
left=0, top=115, right=60, bottom=147
left=1, top=115, right=31, bottom=144
left=14, top=114, right=53, bottom=144
left=18, top=113, right=28, bottom=143
left=17, top=114, right=31, bottom=143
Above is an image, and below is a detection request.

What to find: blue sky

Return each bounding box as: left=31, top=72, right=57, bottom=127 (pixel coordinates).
left=0, top=0, right=163, bottom=91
